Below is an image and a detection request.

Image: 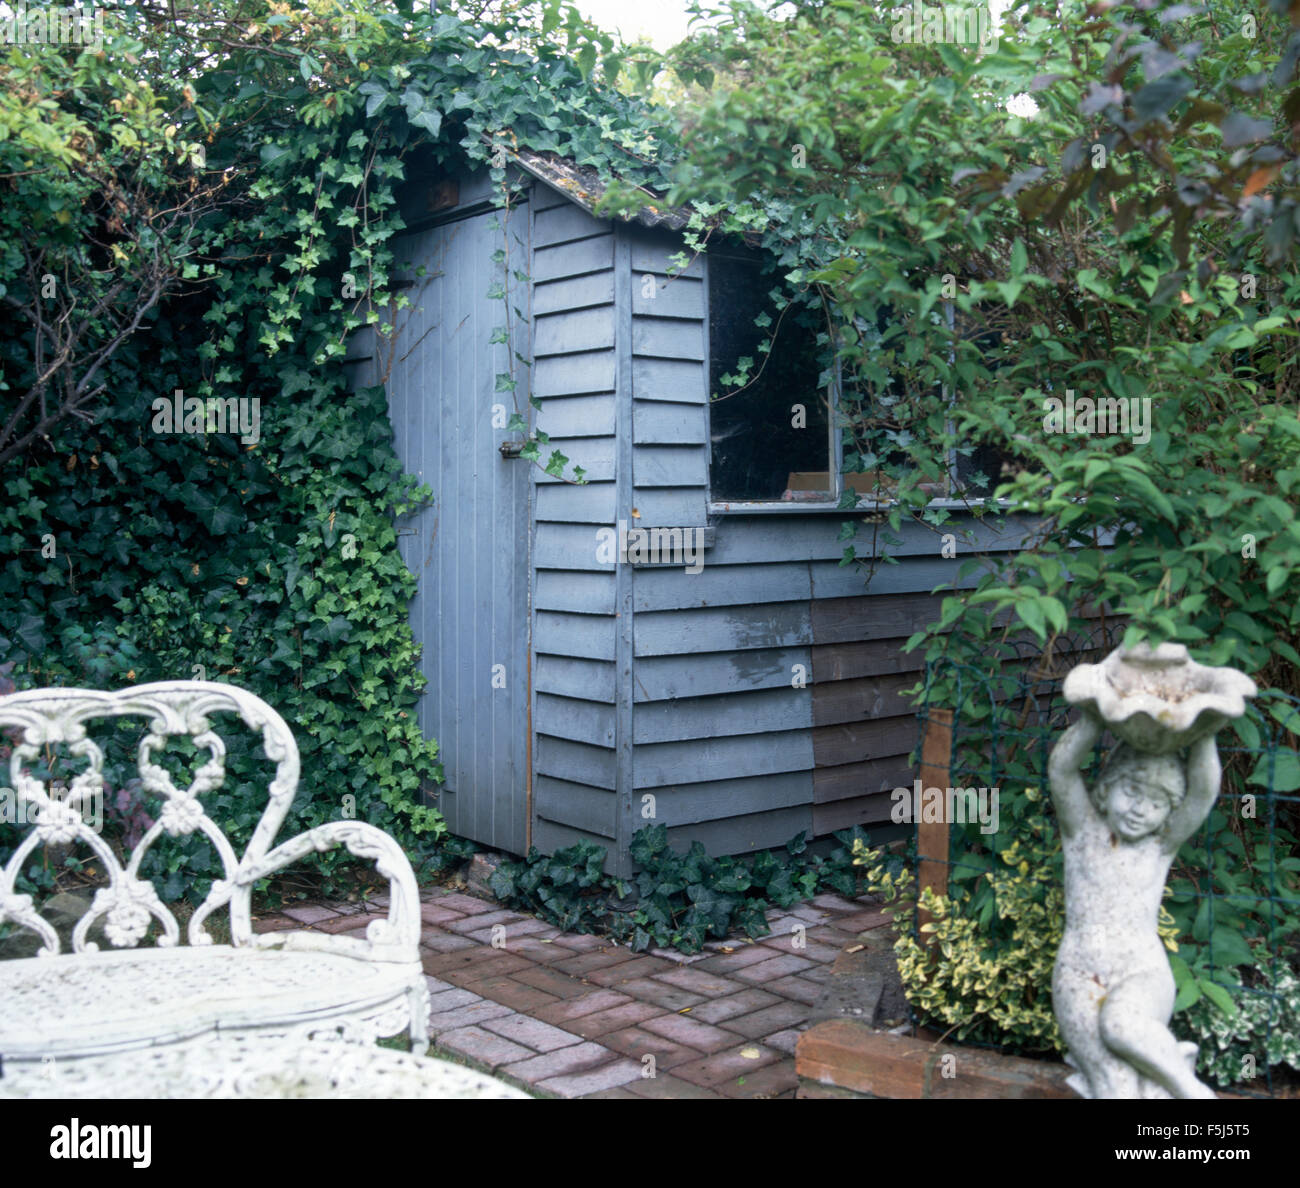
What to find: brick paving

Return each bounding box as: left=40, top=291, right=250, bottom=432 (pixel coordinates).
left=251, top=884, right=888, bottom=1099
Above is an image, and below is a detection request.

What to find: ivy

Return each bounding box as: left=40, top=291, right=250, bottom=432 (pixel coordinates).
left=490, top=824, right=871, bottom=954
left=0, top=1, right=678, bottom=901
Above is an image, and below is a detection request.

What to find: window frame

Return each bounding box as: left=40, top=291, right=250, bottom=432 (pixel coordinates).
left=702, top=246, right=841, bottom=513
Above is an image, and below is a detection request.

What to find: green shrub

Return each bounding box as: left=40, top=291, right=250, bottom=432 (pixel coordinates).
left=490, top=824, right=871, bottom=953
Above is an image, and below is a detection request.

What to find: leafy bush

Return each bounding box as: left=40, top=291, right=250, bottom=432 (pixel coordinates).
left=854, top=786, right=1181, bottom=1054
left=1177, top=964, right=1300, bottom=1087
left=490, top=824, right=870, bottom=953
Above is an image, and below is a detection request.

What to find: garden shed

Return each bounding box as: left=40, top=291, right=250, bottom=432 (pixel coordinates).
left=345, top=150, right=1037, bottom=878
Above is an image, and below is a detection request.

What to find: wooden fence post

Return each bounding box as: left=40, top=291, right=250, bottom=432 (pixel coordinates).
left=916, top=708, right=953, bottom=943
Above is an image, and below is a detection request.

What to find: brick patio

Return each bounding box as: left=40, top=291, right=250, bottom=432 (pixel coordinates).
left=255, top=885, right=889, bottom=1099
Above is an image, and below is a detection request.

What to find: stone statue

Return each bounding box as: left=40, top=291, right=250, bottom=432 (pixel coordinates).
left=1049, top=642, right=1256, bottom=1099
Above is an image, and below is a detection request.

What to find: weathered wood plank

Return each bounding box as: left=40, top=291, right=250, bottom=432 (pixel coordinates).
left=532, top=234, right=614, bottom=282
left=632, top=357, right=706, bottom=404
left=635, top=601, right=812, bottom=657
left=812, top=756, right=918, bottom=805
left=532, top=271, right=615, bottom=316
left=811, top=673, right=918, bottom=727
left=534, top=522, right=611, bottom=571
left=533, top=350, right=616, bottom=397
left=628, top=231, right=704, bottom=278
left=634, top=728, right=814, bottom=788
left=632, top=317, right=705, bottom=361
left=533, top=653, right=617, bottom=702
left=665, top=806, right=814, bottom=857
left=636, top=770, right=812, bottom=826
left=633, top=399, right=707, bottom=445
left=534, top=567, right=616, bottom=613
left=534, top=480, right=617, bottom=525
left=534, top=776, right=617, bottom=840
left=633, top=685, right=812, bottom=745
left=811, top=638, right=928, bottom=683
left=707, top=516, right=1040, bottom=567
left=531, top=819, right=619, bottom=866
left=533, top=202, right=610, bottom=248
left=634, top=561, right=810, bottom=612
left=811, top=593, right=945, bottom=645
left=535, top=394, right=617, bottom=439
left=535, top=692, right=617, bottom=747
left=633, top=444, right=708, bottom=488
left=632, top=274, right=704, bottom=318
left=812, top=793, right=897, bottom=836
left=534, top=609, right=616, bottom=660
left=807, top=556, right=994, bottom=600
left=633, top=647, right=810, bottom=702
left=812, top=716, right=921, bottom=768
left=533, top=307, right=616, bottom=356
left=536, top=735, right=617, bottom=790
left=630, top=486, right=707, bottom=529
left=533, top=436, right=615, bottom=483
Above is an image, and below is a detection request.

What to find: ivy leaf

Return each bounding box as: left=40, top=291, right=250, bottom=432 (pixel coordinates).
left=411, top=109, right=443, bottom=137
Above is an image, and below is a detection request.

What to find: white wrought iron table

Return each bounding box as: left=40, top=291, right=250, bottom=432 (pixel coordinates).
left=0, top=1034, right=530, bottom=1100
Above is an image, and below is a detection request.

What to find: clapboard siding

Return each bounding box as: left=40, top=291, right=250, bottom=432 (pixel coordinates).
left=705, top=515, right=1037, bottom=566
left=631, top=487, right=707, bottom=528
left=532, top=818, right=620, bottom=863
left=812, top=715, right=919, bottom=768
left=534, top=270, right=617, bottom=316
left=534, top=350, right=616, bottom=396
left=641, top=771, right=812, bottom=827
left=634, top=647, right=810, bottom=702
left=534, top=776, right=618, bottom=839
left=634, top=445, right=708, bottom=488
left=535, top=735, right=617, bottom=790
left=532, top=233, right=614, bottom=282
left=632, top=358, right=706, bottom=404
left=813, top=755, right=919, bottom=805
left=535, top=692, right=617, bottom=748
left=533, top=654, right=617, bottom=702
left=535, top=394, right=616, bottom=438
left=533, top=202, right=610, bottom=248
left=635, top=729, right=815, bottom=789
left=812, top=795, right=898, bottom=836
left=632, top=274, right=704, bottom=318
left=533, top=522, right=612, bottom=570
left=526, top=192, right=623, bottom=853
left=666, top=806, right=814, bottom=856
left=533, top=306, right=616, bottom=355
left=534, top=481, right=616, bottom=524
left=632, top=317, right=705, bottom=360
left=629, top=230, right=704, bottom=277
left=635, top=602, right=811, bottom=656
left=636, top=561, right=810, bottom=612
left=634, top=399, right=707, bottom=445
left=533, top=436, right=615, bottom=483
left=634, top=685, right=812, bottom=745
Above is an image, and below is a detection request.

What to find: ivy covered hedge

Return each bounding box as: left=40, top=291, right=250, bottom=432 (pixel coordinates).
left=0, top=1, right=676, bottom=899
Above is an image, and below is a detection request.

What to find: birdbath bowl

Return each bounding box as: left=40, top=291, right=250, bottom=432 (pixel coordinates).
left=1062, top=642, right=1257, bottom=755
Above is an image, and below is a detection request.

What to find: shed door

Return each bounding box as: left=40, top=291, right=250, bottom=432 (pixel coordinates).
left=386, top=206, right=531, bottom=855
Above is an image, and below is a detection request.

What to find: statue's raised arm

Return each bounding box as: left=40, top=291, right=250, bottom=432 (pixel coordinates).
left=1160, top=735, right=1221, bottom=855
left=1048, top=713, right=1103, bottom=838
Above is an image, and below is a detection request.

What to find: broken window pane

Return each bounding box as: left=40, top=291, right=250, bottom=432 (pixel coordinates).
left=708, top=250, right=832, bottom=502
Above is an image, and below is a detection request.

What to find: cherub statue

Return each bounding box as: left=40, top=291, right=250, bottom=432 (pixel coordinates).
left=1049, top=713, right=1220, bottom=1099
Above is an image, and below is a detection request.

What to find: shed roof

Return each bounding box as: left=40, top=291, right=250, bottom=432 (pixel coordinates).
left=510, top=147, right=691, bottom=233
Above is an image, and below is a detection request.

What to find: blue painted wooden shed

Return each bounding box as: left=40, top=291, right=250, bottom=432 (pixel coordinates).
left=345, top=149, right=1035, bottom=877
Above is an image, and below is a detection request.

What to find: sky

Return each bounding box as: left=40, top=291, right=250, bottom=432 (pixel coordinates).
left=573, top=0, right=703, bottom=49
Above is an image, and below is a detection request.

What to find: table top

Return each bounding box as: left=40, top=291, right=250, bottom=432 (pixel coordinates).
left=0, top=1033, right=531, bottom=1100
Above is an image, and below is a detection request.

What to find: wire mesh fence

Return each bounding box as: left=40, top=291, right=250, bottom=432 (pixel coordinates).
left=900, top=636, right=1300, bottom=1097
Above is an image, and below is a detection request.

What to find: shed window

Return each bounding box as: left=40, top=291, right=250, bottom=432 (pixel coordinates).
left=707, top=251, right=834, bottom=503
